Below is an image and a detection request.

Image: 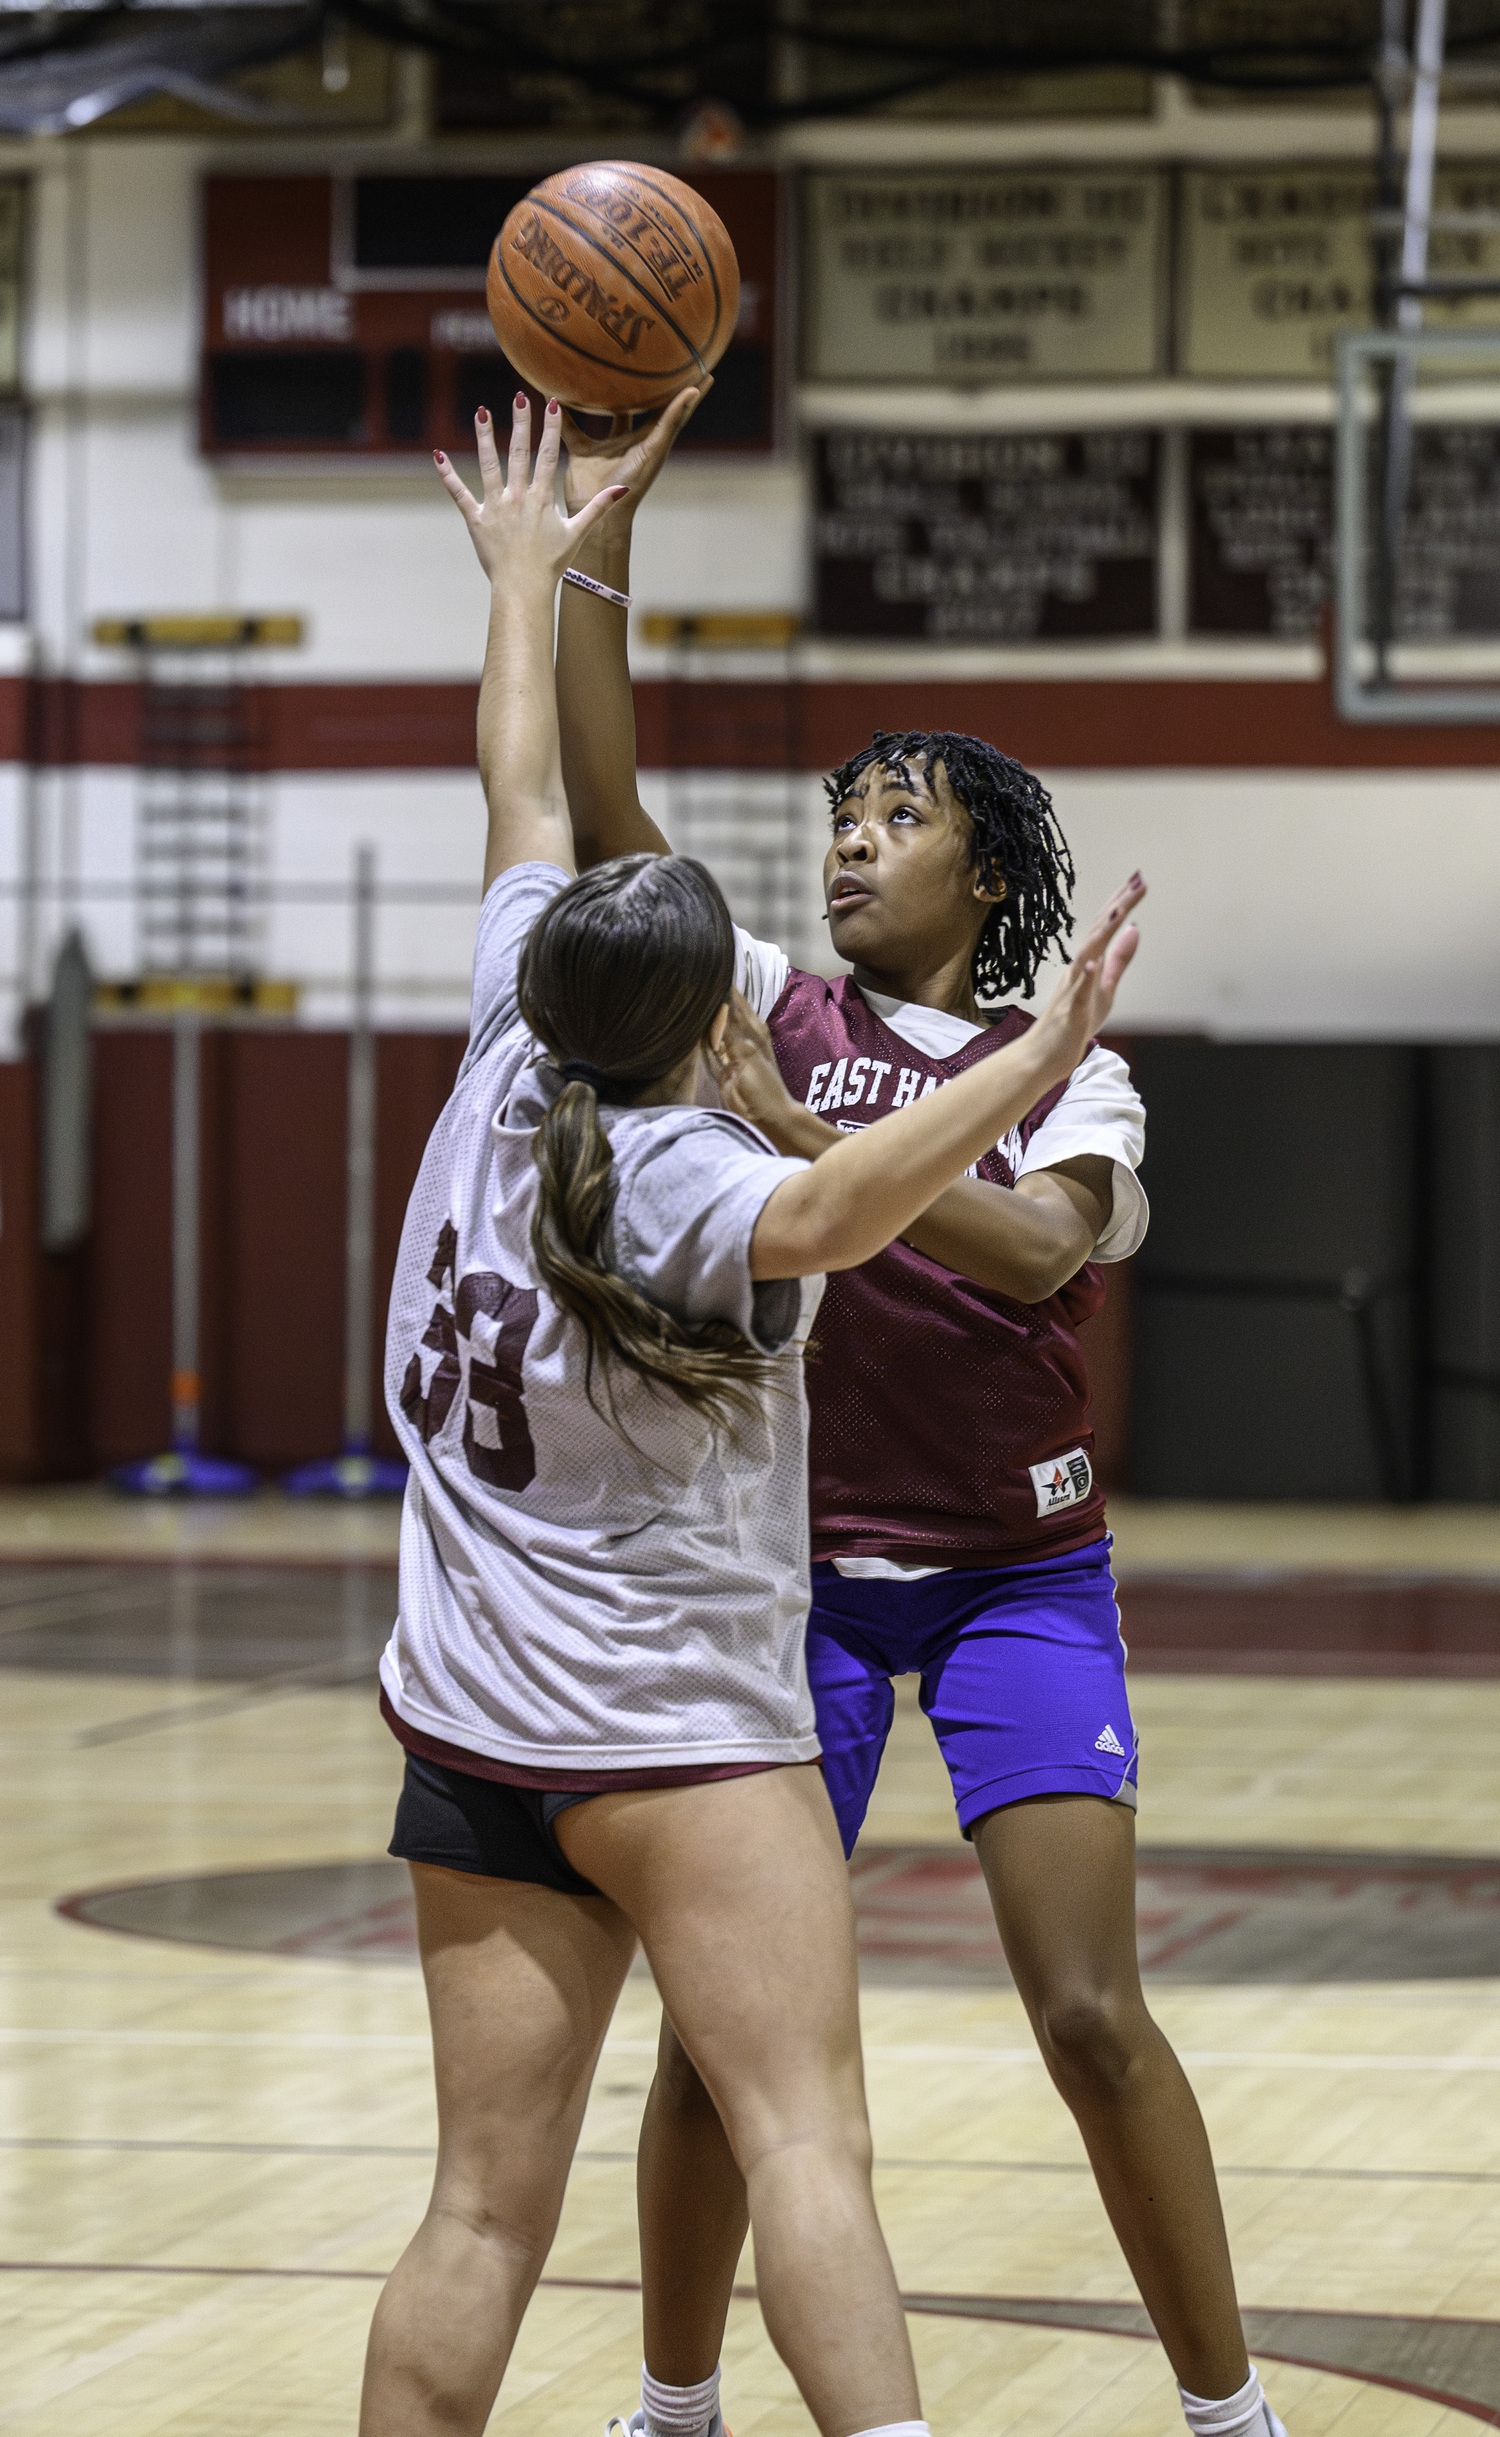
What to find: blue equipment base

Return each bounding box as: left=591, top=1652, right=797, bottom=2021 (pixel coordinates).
left=283, top=1451, right=408, bottom=1499
left=111, top=1450, right=260, bottom=1498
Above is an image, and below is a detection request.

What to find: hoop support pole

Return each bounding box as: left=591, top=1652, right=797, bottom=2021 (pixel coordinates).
left=170, top=1007, right=201, bottom=1453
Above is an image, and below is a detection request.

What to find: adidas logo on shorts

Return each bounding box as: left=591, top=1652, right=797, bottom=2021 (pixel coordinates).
left=1094, top=1723, right=1126, bottom=1757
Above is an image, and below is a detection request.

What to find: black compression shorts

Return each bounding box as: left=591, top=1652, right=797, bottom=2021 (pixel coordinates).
left=389, top=1752, right=602, bottom=1897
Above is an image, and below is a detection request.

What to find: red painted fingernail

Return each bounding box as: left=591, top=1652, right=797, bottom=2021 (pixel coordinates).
left=546, top=397, right=560, bottom=414
left=433, top=450, right=445, bottom=465
left=475, top=406, right=489, bottom=426
left=515, top=391, right=527, bottom=409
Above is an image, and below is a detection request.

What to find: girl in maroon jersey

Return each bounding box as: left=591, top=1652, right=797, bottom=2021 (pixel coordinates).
left=554, top=403, right=1286, bottom=2437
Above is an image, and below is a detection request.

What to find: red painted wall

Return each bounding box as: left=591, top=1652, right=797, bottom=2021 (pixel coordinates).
left=5, top=670, right=1500, bottom=773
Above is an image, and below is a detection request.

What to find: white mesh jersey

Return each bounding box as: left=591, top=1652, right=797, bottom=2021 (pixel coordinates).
left=379, top=862, right=823, bottom=1775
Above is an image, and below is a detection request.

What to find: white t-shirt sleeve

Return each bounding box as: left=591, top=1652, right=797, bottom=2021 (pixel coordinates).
left=733, top=926, right=791, bottom=1021
left=614, top=1115, right=811, bottom=1352
left=460, top=860, right=570, bottom=1077
left=1015, top=1043, right=1149, bottom=1263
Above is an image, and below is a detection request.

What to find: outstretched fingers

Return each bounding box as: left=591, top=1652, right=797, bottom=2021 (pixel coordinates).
left=1071, top=871, right=1146, bottom=972
left=506, top=390, right=532, bottom=494
left=432, top=449, right=481, bottom=529
left=1070, top=907, right=1142, bottom=1033
left=532, top=396, right=565, bottom=492
left=1071, top=872, right=1144, bottom=955
left=474, top=402, right=505, bottom=498
left=657, top=380, right=707, bottom=446
left=564, top=481, right=631, bottom=550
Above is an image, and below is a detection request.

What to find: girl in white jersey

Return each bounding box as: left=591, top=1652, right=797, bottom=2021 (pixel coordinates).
left=359, top=391, right=1142, bottom=2437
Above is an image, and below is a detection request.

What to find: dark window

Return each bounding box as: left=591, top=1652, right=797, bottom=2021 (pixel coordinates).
left=384, top=348, right=428, bottom=445
left=353, top=177, right=530, bottom=273
left=210, top=353, right=366, bottom=445
left=452, top=353, right=516, bottom=435
left=682, top=343, right=770, bottom=448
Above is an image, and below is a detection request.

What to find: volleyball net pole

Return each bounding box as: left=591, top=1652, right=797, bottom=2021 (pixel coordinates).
left=112, top=993, right=260, bottom=1496
left=170, top=1001, right=200, bottom=1457
left=285, top=843, right=406, bottom=1497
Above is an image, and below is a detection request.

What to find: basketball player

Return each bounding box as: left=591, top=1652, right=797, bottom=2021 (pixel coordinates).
left=361, top=390, right=1141, bottom=2437
left=554, top=401, right=1287, bottom=2437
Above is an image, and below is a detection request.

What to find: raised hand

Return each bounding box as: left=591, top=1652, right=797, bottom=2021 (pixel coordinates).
left=561, top=381, right=708, bottom=522
left=717, top=988, right=805, bottom=1144
left=434, top=393, right=626, bottom=594
left=1026, top=873, right=1145, bottom=1087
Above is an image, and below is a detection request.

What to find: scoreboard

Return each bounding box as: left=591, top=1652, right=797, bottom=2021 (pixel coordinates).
left=201, top=170, right=781, bottom=458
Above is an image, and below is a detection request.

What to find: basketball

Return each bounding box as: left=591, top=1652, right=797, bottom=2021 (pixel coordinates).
left=486, top=160, right=740, bottom=413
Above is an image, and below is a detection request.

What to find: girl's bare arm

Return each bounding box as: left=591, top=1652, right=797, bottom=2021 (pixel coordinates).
left=434, top=394, right=626, bottom=893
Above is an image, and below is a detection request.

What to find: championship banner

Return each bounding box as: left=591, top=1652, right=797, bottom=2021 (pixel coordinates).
left=801, top=169, right=1166, bottom=382
left=1180, top=166, right=1500, bottom=379
left=1189, top=422, right=1500, bottom=636
left=814, top=426, right=1159, bottom=640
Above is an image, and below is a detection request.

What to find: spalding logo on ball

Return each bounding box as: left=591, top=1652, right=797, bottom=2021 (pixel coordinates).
left=488, top=161, right=740, bottom=413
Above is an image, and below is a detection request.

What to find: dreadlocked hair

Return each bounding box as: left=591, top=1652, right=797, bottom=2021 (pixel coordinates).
left=824, top=729, right=1076, bottom=1003
left=517, top=853, right=776, bottom=1438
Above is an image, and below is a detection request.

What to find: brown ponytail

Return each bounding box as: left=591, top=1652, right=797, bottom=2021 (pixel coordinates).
left=518, top=855, right=778, bottom=1431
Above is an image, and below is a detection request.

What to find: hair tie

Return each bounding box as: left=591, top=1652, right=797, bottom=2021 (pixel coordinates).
left=558, top=1056, right=633, bottom=1103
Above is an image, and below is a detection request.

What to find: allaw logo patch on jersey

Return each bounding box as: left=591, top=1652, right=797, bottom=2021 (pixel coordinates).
left=1028, top=1447, right=1093, bottom=1518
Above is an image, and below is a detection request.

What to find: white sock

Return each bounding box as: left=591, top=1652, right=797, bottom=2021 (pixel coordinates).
left=848, top=2424, right=932, bottom=2437
left=1180, top=2368, right=1282, bottom=2437
left=640, top=2363, right=721, bottom=2437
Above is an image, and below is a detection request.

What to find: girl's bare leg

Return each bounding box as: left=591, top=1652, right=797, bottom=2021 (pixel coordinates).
left=974, top=1795, right=1250, bottom=2400
left=559, top=1767, right=920, bottom=2437
left=359, top=1861, right=638, bottom=2437
left=630, top=1796, right=1252, bottom=2410
left=638, top=2013, right=749, bottom=2384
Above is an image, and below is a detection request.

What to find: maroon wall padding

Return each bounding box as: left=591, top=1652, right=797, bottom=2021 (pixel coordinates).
left=371, top=1034, right=466, bottom=1455
left=1, top=1029, right=465, bottom=1478
left=0, top=1061, right=39, bottom=1473
left=0, top=1057, right=94, bottom=1481
left=224, top=1031, right=347, bottom=1467
left=89, top=1031, right=174, bottom=1462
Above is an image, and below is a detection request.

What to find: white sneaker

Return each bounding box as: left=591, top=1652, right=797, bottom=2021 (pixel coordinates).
left=617, top=2411, right=729, bottom=2437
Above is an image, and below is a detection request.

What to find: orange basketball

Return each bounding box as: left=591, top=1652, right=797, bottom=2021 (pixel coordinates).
left=487, top=161, right=740, bottom=413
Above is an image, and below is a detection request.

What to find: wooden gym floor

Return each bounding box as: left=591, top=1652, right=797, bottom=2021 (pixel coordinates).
left=1, top=1488, right=1498, bottom=2437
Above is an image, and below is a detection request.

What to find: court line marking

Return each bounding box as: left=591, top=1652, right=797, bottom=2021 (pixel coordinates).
left=2, top=2135, right=1498, bottom=2184
left=864, top=2045, right=1500, bottom=2071
left=0, top=2266, right=1494, bottom=2429
left=5, top=2027, right=1500, bottom=2071
left=0, top=2191, right=420, bottom=2427
left=73, top=1668, right=378, bottom=1745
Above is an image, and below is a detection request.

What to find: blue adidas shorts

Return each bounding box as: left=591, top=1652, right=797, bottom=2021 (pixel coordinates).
left=806, top=1536, right=1137, bottom=1858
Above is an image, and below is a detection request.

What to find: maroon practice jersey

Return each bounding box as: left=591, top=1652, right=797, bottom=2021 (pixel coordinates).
left=768, top=969, right=1108, bottom=1567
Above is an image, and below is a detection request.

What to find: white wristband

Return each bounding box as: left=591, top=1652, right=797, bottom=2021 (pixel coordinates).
left=563, top=566, right=631, bottom=610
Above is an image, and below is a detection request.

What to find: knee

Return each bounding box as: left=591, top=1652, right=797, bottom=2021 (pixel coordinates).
left=429, top=2179, right=559, bottom=2269
left=1033, top=1985, right=1152, bottom=2099
left=722, top=2076, right=874, bottom=2186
